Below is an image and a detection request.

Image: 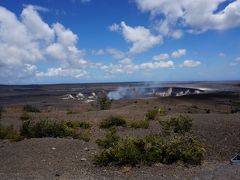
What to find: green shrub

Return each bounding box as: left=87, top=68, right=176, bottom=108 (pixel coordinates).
left=95, top=136, right=144, bottom=166
left=100, top=116, right=127, bottom=129
left=0, top=124, right=23, bottom=142
left=66, top=110, right=79, bottom=115
left=23, top=105, right=40, bottom=113
left=159, top=108, right=167, bottom=116
left=94, top=134, right=205, bottom=166
left=164, top=135, right=205, bottom=164
left=65, top=121, right=91, bottom=129
left=96, top=127, right=119, bottom=148
left=98, top=96, right=112, bottom=110
left=20, top=119, right=90, bottom=141
left=145, top=109, right=158, bottom=120
left=159, top=115, right=193, bottom=134
left=129, top=120, right=149, bottom=129
left=20, top=112, right=30, bottom=121
left=80, top=131, right=91, bottom=142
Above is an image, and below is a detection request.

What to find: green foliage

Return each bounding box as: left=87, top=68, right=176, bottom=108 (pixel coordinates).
left=96, top=127, right=119, bottom=148
left=65, top=121, right=91, bottom=129
left=100, top=116, right=127, bottom=129
left=20, top=119, right=90, bottom=141
left=145, top=109, right=158, bottom=120
left=159, top=115, right=193, bottom=134
left=159, top=107, right=167, bottom=116
left=95, top=114, right=204, bottom=166
left=20, top=112, right=30, bottom=121
left=164, top=135, right=205, bottom=164
left=129, top=120, right=149, bottom=129
left=0, top=124, right=23, bottom=142
left=98, top=96, right=112, bottom=110
left=66, top=110, right=79, bottom=115
left=95, top=136, right=144, bottom=166
left=94, top=134, right=205, bottom=166
left=23, top=105, right=40, bottom=113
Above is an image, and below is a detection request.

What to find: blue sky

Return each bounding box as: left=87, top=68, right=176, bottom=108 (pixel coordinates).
left=0, top=0, right=240, bottom=84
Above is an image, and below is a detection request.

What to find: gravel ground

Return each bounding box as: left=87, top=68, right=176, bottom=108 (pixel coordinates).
left=0, top=138, right=240, bottom=180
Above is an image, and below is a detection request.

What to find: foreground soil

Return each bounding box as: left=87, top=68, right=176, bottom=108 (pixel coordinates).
left=0, top=82, right=240, bottom=179
left=0, top=138, right=240, bottom=180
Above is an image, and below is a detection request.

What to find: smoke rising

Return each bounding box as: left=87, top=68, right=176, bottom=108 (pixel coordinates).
left=107, top=84, right=205, bottom=100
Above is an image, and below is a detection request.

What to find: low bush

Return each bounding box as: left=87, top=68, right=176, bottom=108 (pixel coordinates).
left=159, top=107, right=167, bottom=116
left=96, top=127, right=119, bottom=148
left=20, top=112, right=30, bottom=121
left=20, top=119, right=90, bottom=141
left=0, top=124, right=23, bottom=142
left=95, top=134, right=205, bottom=166
left=145, top=109, right=158, bottom=120
left=159, top=115, right=193, bottom=134
left=98, top=96, right=112, bottom=110
left=100, top=116, right=127, bottom=129
left=23, top=105, right=40, bottom=113
left=129, top=120, right=149, bottom=129
left=65, top=121, right=91, bottom=129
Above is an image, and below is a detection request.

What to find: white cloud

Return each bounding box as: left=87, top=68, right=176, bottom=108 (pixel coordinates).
left=153, top=53, right=169, bottom=61
left=230, top=57, right=240, bottom=66
left=218, top=52, right=226, bottom=57
left=101, top=59, right=174, bottom=75
left=53, top=23, right=78, bottom=46
left=0, top=5, right=88, bottom=83
left=92, top=49, right=105, bottom=56
left=120, top=58, right=132, bottom=65
left=46, top=43, right=67, bottom=60
left=109, top=23, right=121, bottom=32
left=21, top=5, right=54, bottom=42
left=182, top=60, right=201, bottom=67
left=37, top=67, right=88, bottom=78
left=140, top=61, right=174, bottom=69
left=106, top=48, right=125, bottom=59
left=172, top=49, right=186, bottom=58
left=135, top=0, right=240, bottom=34
left=110, top=21, right=162, bottom=54
left=236, top=57, right=240, bottom=62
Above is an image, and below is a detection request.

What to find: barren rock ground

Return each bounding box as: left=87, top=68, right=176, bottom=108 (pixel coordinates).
left=0, top=82, right=240, bottom=179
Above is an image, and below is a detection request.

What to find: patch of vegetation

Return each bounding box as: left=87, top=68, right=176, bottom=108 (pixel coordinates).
left=0, top=124, right=23, bottom=142
left=96, top=127, right=119, bottom=148
left=129, top=120, right=149, bottom=129
left=66, top=109, right=79, bottom=115
left=20, top=112, right=30, bottom=121
left=159, top=115, right=193, bottom=134
left=98, top=96, right=112, bottom=110
left=145, top=109, right=158, bottom=120
left=100, top=116, right=127, bottom=129
left=94, top=134, right=205, bottom=166
left=23, top=105, right=40, bottom=113
left=159, top=107, right=167, bottom=116
left=20, top=119, right=90, bottom=141
left=95, top=114, right=204, bottom=166
left=65, top=121, right=91, bottom=129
